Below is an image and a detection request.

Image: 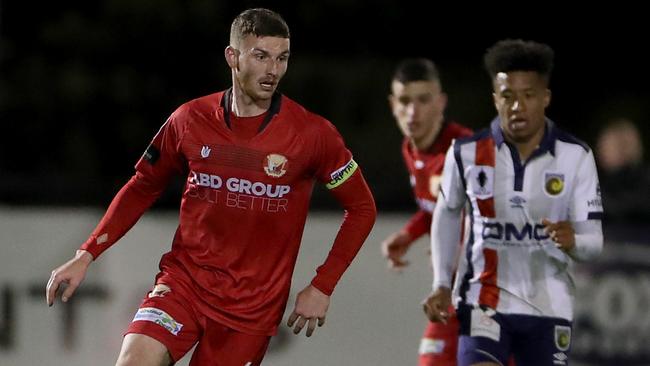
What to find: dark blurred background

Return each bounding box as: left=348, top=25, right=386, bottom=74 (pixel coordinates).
left=1, top=1, right=648, bottom=211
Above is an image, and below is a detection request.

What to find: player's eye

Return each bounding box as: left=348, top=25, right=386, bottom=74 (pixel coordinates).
left=418, top=95, right=433, bottom=104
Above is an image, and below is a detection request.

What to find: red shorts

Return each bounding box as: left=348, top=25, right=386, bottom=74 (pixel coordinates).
left=126, top=276, right=271, bottom=366
left=418, top=306, right=459, bottom=366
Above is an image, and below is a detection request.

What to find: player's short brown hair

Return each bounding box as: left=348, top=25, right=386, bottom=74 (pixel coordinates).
left=230, top=8, right=290, bottom=46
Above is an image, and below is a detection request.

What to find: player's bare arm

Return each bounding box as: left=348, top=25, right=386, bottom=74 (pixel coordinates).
left=287, top=285, right=329, bottom=337
left=46, top=249, right=93, bottom=306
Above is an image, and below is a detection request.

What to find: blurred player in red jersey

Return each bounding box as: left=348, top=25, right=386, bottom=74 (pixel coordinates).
left=380, top=58, right=472, bottom=366
left=46, top=8, right=376, bottom=366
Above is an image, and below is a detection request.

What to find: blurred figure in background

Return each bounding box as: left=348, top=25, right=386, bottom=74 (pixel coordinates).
left=596, top=118, right=650, bottom=223
left=381, top=58, right=472, bottom=366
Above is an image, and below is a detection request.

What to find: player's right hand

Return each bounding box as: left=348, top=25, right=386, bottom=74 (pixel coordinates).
left=422, top=287, right=451, bottom=324
left=380, top=231, right=412, bottom=271
left=46, top=250, right=93, bottom=307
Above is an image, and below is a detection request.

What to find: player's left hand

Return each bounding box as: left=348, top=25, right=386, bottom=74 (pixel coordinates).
left=287, top=285, right=330, bottom=337
left=542, top=218, right=575, bottom=253
left=380, top=231, right=412, bottom=271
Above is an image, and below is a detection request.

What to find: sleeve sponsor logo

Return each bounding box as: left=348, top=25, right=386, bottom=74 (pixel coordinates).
left=588, top=183, right=602, bottom=207
left=326, top=159, right=358, bottom=189
left=587, top=198, right=602, bottom=208
left=143, top=144, right=160, bottom=165
left=133, top=307, right=183, bottom=336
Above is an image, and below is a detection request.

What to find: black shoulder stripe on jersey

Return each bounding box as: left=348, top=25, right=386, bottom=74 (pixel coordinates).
left=587, top=212, right=603, bottom=220
left=555, top=128, right=590, bottom=152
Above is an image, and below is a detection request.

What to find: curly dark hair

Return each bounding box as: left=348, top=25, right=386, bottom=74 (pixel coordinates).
left=484, top=39, right=554, bottom=83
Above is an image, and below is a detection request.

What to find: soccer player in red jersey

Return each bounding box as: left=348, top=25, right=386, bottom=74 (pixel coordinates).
left=380, top=58, right=472, bottom=366
left=46, top=8, right=376, bottom=366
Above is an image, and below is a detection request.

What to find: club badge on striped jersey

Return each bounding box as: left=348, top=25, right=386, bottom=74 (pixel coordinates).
left=468, top=165, right=494, bottom=199
left=264, top=154, right=288, bottom=178
left=544, top=172, right=565, bottom=197
left=554, top=325, right=571, bottom=351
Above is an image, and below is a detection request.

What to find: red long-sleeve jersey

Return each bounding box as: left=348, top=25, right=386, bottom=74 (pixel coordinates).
left=80, top=89, right=376, bottom=335
left=400, top=121, right=472, bottom=240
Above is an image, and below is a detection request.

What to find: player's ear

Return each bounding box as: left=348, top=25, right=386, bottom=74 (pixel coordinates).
left=387, top=94, right=395, bottom=110
left=437, top=92, right=448, bottom=110
left=225, top=46, right=239, bottom=70
left=544, top=89, right=551, bottom=108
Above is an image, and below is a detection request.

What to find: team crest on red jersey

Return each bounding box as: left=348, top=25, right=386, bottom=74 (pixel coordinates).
left=264, top=154, right=288, bottom=178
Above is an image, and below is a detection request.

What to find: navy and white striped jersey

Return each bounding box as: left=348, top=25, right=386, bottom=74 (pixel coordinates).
left=432, top=118, right=603, bottom=321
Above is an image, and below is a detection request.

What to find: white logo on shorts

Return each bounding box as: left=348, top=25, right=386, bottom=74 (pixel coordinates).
left=133, top=307, right=183, bottom=336
left=419, top=338, right=445, bottom=355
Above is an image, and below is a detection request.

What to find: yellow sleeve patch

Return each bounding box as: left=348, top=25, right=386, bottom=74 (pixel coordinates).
left=326, top=159, right=358, bottom=189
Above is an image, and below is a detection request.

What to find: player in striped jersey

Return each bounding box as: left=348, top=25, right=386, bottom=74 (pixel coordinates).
left=423, top=39, right=604, bottom=365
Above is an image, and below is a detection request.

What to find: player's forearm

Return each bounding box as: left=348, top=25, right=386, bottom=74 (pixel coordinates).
left=568, top=220, right=603, bottom=262
left=311, top=170, right=376, bottom=295
left=431, top=194, right=462, bottom=290
left=80, top=172, right=165, bottom=259
left=402, top=210, right=432, bottom=242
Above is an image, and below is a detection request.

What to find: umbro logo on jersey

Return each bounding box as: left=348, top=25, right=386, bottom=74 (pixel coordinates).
left=509, top=195, right=526, bottom=209
left=553, top=352, right=567, bottom=365
left=544, top=172, right=565, bottom=196
left=264, top=154, right=288, bottom=178
left=201, top=145, right=211, bottom=158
